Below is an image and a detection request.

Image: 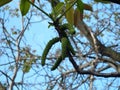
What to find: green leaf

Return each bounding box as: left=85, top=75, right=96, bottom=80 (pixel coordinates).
left=77, top=0, right=93, bottom=12
left=20, top=0, right=30, bottom=16
left=77, top=0, right=84, bottom=13
left=52, top=2, right=64, bottom=18
left=65, top=2, right=74, bottom=25
left=0, top=0, right=12, bottom=7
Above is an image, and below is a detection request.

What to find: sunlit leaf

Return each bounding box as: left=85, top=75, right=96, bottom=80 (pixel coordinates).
left=76, top=0, right=84, bottom=13
left=74, top=8, right=83, bottom=26
left=77, top=0, right=93, bottom=12
left=65, top=2, right=74, bottom=25
left=20, top=0, right=30, bottom=16
left=0, top=0, right=12, bottom=7
left=52, top=2, right=64, bottom=17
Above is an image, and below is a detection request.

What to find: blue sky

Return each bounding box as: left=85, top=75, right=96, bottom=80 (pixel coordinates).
left=0, top=0, right=120, bottom=90
left=0, top=1, right=60, bottom=89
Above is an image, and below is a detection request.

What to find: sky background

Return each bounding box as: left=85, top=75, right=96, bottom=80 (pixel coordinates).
left=0, top=0, right=120, bottom=90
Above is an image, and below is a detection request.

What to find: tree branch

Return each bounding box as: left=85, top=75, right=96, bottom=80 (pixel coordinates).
left=68, top=50, right=120, bottom=77
left=76, top=20, right=120, bottom=62
left=106, top=0, right=120, bottom=5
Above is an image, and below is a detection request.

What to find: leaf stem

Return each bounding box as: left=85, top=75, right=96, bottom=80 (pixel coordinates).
left=28, top=0, right=50, bottom=18
left=57, top=0, right=78, bottom=20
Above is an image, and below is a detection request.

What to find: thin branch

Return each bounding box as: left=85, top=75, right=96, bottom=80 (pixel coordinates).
left=76, top=18, right=120, bottom=62
left=105, top=0, right=120, bottom=5
left=0, top=70, right=12, bottom=81
left=9, top=64, right=19, bottom=90
left=68, top=50, right=120, bottom=77
left=28, top=0, right=50, bottom=18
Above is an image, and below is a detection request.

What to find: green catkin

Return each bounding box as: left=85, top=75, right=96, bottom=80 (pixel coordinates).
left=68, top=43, right=75, bottom=55
left=41, top=37, right=60, bottom=66
left=67, top=24, right=76, bottom=35
left=61, top=37, right=68, bottom=59
left=61, top=37, right=75, bottom=58
left=60, top=23, right=75, bottom=35
left=51, top=37, right=75, bottom=70
left=60, top=24, right=68, bottom=31
left=51, top=55, right=62, bottom=70
left=51, top=37, right=68, bottom=70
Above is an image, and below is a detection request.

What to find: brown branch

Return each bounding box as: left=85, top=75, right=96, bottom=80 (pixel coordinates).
left=68, top=50, right=120, bottom=77
left=76, top=20, right=120, bottom=62
left=79, top=70, right=120, bottom=77
left=105, top=0, right=120, bottom=5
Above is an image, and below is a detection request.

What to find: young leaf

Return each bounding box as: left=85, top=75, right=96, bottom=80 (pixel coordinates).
left=52, top=2, right=64, bottom=17
left=0, top=0, right=12, bottom=7
left=20, top=0, right=30, bottom=16
left=65, top=2, right=74, bottom=25
left=76, top=0, right=84, bottom=13
left=74, top=8, right=83, bottom=26
left=77, top=1, right=93, bottom=12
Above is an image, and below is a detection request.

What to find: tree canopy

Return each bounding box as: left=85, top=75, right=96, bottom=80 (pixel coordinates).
left=0, top=0, right=120, bottom=90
